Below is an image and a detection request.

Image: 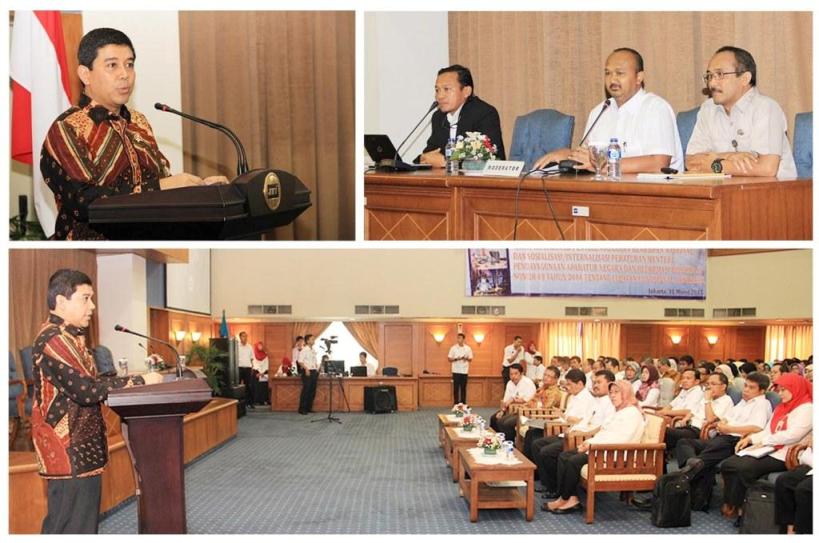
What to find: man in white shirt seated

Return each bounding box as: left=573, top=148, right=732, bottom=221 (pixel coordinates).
left=526, top=354, right=546, bottom=387
left=656, top=368, right=707, bottom=452
left=685, top=46, right=797, bottom=179
left=489, top=363, right=536, bottom=440
left=674, top=372, right=771, bottom=510
left=529, top=369, right=600, bottom=498
left=533, top=47, right=683, bottom=173
left=358, top=351, right=377, bottom=377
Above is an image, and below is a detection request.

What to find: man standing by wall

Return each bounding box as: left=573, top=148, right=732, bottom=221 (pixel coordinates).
left=448, top=332, right=473, bottom=404
left=298, top=334, right=319, bottom=414
left=237, top=331, right=255, bottom=410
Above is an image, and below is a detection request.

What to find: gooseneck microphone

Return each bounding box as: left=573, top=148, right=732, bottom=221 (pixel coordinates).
left=154, top=103, right=249, bottom=177
left=558, top=98, right=612, bottom=173
left=394, top=100, right=438, bottom=162
left=115, top=324, right=183, bottom=380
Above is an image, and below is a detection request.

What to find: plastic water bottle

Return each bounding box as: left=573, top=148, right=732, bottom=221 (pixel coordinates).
left=445, top=138, right=458, bottom=174
left=607, top=137, right=622, bottom=180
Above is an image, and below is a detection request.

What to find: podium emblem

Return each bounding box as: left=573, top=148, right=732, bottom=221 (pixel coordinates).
left=262, top=172, right=282, bottom=211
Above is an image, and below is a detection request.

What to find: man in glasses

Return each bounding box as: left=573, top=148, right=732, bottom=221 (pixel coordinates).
left=685, top=46, right=796, bottom=178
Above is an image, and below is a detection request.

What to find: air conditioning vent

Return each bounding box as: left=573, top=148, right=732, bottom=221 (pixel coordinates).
left=354, top=305, right=400, bottom=315
left=247, top=304, right=292, bottom=315
left=565, top=306, right=607, bottom=317
left=713, top=307, right=756, bottom=318
left=461, top=305, right=505, bottom=315
left=665, top=307, right=705, bottom=318
left=385, top=305, right=400, bottom=315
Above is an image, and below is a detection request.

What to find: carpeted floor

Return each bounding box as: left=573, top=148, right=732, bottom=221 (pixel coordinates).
left=99, top=408, right=740, bottom=534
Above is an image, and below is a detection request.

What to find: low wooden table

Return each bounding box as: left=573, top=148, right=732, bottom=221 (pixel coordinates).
left=437, top=413, right=462, bottom=448
left=457, top=447, right=535, bottom=522
left=443, top=426, right=483, bottom=482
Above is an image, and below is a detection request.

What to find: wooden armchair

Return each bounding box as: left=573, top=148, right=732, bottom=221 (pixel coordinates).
left=785, top=433, right=812, bottom=470
left=564, top=428, right=597, bottom=451
left=579, top=413, right=668, bottom=523
left=513, top=406, right=563, bottom=449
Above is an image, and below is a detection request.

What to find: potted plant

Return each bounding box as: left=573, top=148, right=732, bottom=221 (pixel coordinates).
left=188, top=344, right=223, bottom=395
left=450, top=131, right=497, bottom=171
left=478, top=432, right=502, bottom=455
left=451, top=402, right=470, bottom=417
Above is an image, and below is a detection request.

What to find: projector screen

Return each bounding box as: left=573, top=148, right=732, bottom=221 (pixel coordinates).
left=166, top=249, right=211, bottom=314
left=466, top=249, right=706, bottom=299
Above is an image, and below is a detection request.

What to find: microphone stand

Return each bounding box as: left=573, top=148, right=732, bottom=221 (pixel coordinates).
left=115, top=325, right=184, bottom=380
left=559, top=98, right=612, bottom=173
left=378, top=101, right=437, bottom=171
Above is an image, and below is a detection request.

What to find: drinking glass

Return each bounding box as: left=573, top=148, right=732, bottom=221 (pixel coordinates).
left=589, top=143, right=608, bottom=180
left=117, top=357, right=128, bottom=377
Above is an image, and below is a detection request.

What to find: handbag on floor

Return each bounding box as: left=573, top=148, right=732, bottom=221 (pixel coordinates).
left=739, top=480, right=778, bottom=534
left=651, top=471, right=692, bottom=527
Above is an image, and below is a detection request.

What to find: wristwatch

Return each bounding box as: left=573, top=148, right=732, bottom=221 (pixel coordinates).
left=711, top=158, right=725, bottom=173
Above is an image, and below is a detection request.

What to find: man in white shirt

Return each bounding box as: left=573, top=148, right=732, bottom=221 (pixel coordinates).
left=526, top=354, right=546, bottom=387
left=686, top=46, right=796, bottom=179
left=448, top=333, right=473, bottom=404
left=675, top=372, right=771, bottom=510
left=533, top=47, right=683, bottom=173
left=657, top=368, right=706, bottom=451
left=291, top=336, right=304, bottom=375
left=489, top=363, right=536, bottom=440
left=502, top=336, right=526, bottom=387
left=236, top=331, right=256, bottom=410
left=532, top=369, right=614, bottom=499
left=358, top=352, right=376, bottom=377
left=297, top=334, right=320, bottom=414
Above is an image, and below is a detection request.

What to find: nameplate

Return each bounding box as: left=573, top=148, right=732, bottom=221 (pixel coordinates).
left=484, top=160, right=525, bottom=177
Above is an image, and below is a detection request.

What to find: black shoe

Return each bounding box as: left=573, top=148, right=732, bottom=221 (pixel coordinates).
left=631, top=496, right=654, bottom=511
left=733, top=515, right=743, bottom=529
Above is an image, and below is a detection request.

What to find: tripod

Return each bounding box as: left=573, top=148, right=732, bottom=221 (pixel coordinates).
left=311, top=373, right=350, bottom=424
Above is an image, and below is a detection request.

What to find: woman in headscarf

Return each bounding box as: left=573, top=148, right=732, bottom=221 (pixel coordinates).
left=544, top=380, right=646, bottom=513
left=657, top=357, right=680, bottom=407
left=624, top=360, right=641, bottom=394
left=636, top=364, right=661, bottom=408
left=716, top=363, right=735, bottom=385
left=251, top=342, right=271, bottom=404
left=720, top=373, right=813, bottom=522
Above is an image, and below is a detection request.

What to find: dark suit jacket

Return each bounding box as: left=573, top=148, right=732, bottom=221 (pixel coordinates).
left=419, top=96, right=506, bottom=161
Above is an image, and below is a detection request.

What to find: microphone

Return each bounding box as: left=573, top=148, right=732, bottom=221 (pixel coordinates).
left=115, top=324, right=183, bottom=380
left=559, top=98, right=612, bottom=173
left=378, top=101, right=437, bottom=171
left=154, top=103, right=249, bottom=177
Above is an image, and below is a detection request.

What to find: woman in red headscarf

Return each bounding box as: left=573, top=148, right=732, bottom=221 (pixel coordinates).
left=544, top=380, right=646, bottom=513
left=720, top=373, right=813, bottom=521
left=636, top=364, right=661, bottom=408
left=251, top=342, right=270, bottom=404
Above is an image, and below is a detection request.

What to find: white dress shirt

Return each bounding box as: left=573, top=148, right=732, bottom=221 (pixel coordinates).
left=686, top=87, right=796, bottom=178
left=584, top=88, right=684, bottom=171
left=670, top=385, right=705, bottom=412
left=586, top=406, right=646, bottom=445
left=573, top=394, right=616, bottom=432
left=297, top=346, right=319, bottom=371
left=690, top=393, right=734, bottom=430
left=502, top=375, right=537, bottom=404
left=564, top=387, right=596, bottom=422
left=750, top=403, right=813, bottom=461
left=724, top=394, right=772, bottom=436
left=237, top=342, right=254, bottom=368
left=527, top=364, right=545, bottom=384
left=502, top=344, right=526, bottom=368
left=448, top=344, right=474, bottom=375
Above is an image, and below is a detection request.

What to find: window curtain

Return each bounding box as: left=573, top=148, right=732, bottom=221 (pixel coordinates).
left=540, top=321, right=583, bottom=358
left=581, top=321, right=621, bottom=360
left=343, top=322, right=381, bottom=360
left=293, top=322, right=330, bottom=344
left=765, top=325, right=813, bottom=360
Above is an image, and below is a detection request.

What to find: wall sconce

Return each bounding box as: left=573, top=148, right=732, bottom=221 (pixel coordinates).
left=174, top=330, right=187, bottom=343
left=670, top=334, right=682, bottom=345
left=706, top=335, right=719, bottom=345
left=473, top=332, right=485, bottom=346
left=191, top=331, right=202, bottom=343
left=432, top=332, right=446, bottom=344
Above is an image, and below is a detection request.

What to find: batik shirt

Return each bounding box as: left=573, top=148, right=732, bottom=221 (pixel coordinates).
left=31, top=313, right=144, bottom=479
left=40, top=94, right=171, bottom=240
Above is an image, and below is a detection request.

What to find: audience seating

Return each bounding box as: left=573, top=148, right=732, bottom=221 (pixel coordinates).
left=676, top=106, right=700, bottom=155
left=793, top=112, right=812, bottom=178
left=579, top=412, right=667, bottom=523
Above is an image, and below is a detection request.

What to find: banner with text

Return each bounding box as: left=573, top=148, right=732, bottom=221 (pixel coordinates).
left=466, top=249, right=706, bottom=299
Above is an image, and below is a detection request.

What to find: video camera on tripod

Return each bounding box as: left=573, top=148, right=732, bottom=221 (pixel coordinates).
left=320, top=336, right=338, bottom=355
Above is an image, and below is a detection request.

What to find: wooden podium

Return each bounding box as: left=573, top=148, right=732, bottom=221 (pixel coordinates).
left=107, top=378, right=212, bottom=534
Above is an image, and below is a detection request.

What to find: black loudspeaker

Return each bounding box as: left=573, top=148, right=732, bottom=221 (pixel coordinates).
left=364, top=385, right=397, bottom=414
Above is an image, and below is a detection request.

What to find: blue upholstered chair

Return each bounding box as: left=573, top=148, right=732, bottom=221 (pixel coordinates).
left=509, top=109, right=574, bottom=171
left=93, top=345, right=117, bottom=376
left=18, top=347, right=34, bottom=415
left=676, top=106, right=700, bottom=156
left=793, top=112, right=812, bottom=178
left=9, top=352, right=25, bottom=418
left=765, top=390, right=781, bottom=410
left=726, top=384, right=742, bottom=405
left=382, top=367, right=399, bottom=376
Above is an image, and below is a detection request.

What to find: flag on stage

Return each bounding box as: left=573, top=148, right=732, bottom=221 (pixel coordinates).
left=10, top=11, right=73, bottom=238
left=220, top=310, right=229, bottom=338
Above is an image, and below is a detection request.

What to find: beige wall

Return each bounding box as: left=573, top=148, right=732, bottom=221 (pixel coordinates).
left=210, top=249, right=811, bottom=321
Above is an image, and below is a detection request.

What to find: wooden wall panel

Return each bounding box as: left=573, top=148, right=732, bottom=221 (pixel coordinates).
left=149, top=308, right=215, bottom=365
left=733, top=327, right=767, bottom=360
left=383, top=324, right=414, bottom=376
left=621, top=323, right=767, bottom=361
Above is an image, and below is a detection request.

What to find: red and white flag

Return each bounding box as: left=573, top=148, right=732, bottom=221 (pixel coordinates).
left=11, top=11, right=73, bottom=238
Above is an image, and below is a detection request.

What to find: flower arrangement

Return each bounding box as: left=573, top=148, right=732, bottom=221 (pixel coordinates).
left=462, top=413, right=482, bottom=432
left=145, top=353, right=166, bottom=372
left=450, top=132, right=497, bottom=162
left=478, top=432, right=502, bottom=454
left=452, top=403, right=470, bottom=417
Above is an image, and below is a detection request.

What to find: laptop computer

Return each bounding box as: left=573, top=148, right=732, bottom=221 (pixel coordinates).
left=350, top=366, right=368, bottom=377
left=364, top=134, right=432, bottom=171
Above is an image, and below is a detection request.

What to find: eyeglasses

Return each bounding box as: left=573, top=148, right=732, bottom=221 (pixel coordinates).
left=703, top=70, right=745, bottom=84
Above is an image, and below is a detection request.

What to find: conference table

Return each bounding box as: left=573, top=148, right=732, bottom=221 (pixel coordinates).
left=364, top=170, right=812, bottom=240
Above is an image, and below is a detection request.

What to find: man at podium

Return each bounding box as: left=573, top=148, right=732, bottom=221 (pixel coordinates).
left=40, top=28, right=226, bottom=240
left=30, top=269, right=162, bottom=533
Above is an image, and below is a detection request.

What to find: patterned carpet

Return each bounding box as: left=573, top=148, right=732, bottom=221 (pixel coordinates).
left=99, top=408, right=740, bottom=534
